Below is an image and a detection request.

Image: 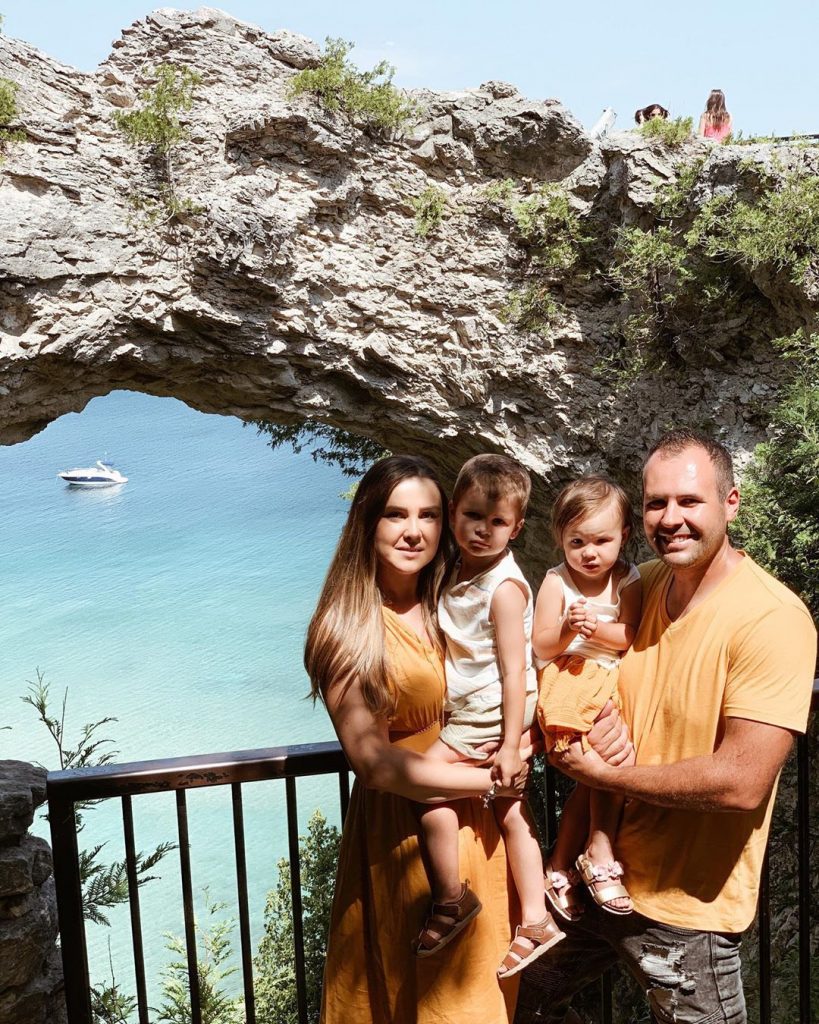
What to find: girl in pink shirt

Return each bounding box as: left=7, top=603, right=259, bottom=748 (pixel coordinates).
left=698, top=88, right=732, bottom=141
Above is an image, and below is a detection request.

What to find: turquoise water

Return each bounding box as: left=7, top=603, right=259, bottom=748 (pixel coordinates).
left=0, top=391, right=350, bottom=998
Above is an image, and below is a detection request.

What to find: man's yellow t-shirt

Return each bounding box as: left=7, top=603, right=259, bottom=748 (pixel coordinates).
left=616, top=554, right=816, bottom=933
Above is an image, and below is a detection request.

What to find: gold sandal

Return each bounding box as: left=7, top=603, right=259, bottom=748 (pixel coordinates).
left=544, top=865, right=585, bottom=922
left=575, top=853, right=633, bottom=915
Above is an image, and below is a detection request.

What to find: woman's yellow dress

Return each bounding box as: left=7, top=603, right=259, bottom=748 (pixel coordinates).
left=320, top=608, right=518, bottom=1024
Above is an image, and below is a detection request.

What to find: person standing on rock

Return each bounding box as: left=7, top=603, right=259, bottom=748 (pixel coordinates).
left=698, top=88, right=733, bottom=140
left=515, top=429, right=816, bottom=1024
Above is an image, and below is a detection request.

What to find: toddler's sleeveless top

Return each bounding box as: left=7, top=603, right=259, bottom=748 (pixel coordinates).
left=438, top=549, right=537, bottom=705
left=539, top=561, right=640, bottom=670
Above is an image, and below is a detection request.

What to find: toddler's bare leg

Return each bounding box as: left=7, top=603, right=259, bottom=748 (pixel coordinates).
left=494, top=797, right=551, bottom=946
left=550, top=783, right=589, bottom=872
left=583, top=736, right=634, bottom=913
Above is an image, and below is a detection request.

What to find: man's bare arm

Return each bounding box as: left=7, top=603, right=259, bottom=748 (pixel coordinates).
left=555, top=716, right=794, bottom=813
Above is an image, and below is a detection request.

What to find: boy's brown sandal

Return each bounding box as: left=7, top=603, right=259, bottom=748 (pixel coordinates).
left=413, top=880, right=482, bottom=958
left=497, top=914, right=566, bottom=978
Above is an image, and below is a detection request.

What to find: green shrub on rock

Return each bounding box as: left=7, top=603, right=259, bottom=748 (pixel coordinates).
left=113, top=64, right=203, bottom=224
left=289, top=38, right=417, bottom=136
left=0, top=75, right=25, bottom=153
left=688, top=164, right=819, bottom=285
left=413, top=185, right=448, bottom=237
left=638, top=115, right=694, bottom=148
left=512, top=184, right=587, bottom=273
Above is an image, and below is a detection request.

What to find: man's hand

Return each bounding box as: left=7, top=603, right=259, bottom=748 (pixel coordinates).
left=588, top=701, right=634, bottom=765
left=491, top=744, right=523, bottom=788
left=549, top=737, right=611, bottom=787
left=567, top=599, right=598, bottom=639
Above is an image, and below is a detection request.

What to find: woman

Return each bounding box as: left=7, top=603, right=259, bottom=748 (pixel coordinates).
left=306, top=455, right=524, bottom=1024
left=634, top=103, right=669, bottom=124
left=698, top=89, right=732, bottom=141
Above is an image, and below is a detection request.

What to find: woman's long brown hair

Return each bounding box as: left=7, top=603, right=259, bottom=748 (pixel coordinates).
left=705, top=89, right=730, bottom=127
left=304, top=455, right=453, bottom=716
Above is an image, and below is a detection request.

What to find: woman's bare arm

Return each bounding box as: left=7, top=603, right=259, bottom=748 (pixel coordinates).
left=325, top=676, right=507, bottom=803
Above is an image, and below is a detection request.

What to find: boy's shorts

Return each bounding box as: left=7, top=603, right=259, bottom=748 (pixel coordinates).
left=439, top=689, right=538, bottom=760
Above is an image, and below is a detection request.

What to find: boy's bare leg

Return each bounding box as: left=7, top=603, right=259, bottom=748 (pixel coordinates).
left=417, top=802, right=462, bottom=901
left=494, top=797, right=553, bottom=949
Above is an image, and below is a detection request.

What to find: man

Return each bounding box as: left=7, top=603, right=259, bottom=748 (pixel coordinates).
left=516, top=429, right=816, bottom=1024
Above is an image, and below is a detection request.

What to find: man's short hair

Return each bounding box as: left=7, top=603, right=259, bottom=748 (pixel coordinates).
left=644, top=429, right=736, bottom=500
left=452, top=454, right=531, bottom=518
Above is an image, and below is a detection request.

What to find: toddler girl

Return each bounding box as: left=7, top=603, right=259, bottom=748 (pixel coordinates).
left=414, top=454, right=564, bottom=977
left=534, top=476, right=641, bottom=918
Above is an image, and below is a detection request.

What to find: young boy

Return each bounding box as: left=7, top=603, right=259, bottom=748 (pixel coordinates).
left=413, top=454, right=564, bottom=977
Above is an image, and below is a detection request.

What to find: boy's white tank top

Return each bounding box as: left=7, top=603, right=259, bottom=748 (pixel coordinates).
left=438, top=549, right=537, bottom=706
left=539, top=561, right=640, bottom=670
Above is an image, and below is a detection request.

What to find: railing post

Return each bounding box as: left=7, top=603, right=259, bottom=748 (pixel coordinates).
left=796, top=726, right=812, bottom=1024
left=48, top=790, right=92, bottom=1024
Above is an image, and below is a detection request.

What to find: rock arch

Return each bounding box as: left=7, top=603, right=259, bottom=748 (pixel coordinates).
left=1, top=9, right=814, bottom=572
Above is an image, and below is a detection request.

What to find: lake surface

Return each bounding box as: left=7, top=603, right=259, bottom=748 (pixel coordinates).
left=0, top=391, right=350, bottom=1000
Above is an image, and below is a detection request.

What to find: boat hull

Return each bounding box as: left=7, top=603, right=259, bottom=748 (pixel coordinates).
left=60, top=477, right=126, bottom=489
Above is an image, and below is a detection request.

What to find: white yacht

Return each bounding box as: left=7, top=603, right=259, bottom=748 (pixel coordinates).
left=58, top=460, right=128, bottom=488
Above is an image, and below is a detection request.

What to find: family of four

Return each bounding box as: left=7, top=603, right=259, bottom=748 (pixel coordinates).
left=306, top=429, right=816, bottom=1024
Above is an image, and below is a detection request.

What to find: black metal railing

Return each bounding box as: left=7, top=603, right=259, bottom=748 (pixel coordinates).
left=48, top=683, right=816, bottom=1024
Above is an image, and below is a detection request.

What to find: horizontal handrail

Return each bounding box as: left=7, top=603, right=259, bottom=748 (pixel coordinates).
left=47, top=740, right=349, bottom=799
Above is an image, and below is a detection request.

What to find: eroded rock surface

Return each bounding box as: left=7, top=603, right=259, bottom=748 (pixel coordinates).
left=1, top=7, right=816, bottom=571
left=0, top=763, right=65, bottom=1024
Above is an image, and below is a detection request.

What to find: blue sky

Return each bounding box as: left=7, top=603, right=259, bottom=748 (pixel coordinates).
left=3, top=1, right=818, bottom=136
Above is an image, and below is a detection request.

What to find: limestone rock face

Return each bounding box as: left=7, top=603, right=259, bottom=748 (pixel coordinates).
left=0, top=7, right=816, bottom=574
left=0, top=765, right=64, bottom=1024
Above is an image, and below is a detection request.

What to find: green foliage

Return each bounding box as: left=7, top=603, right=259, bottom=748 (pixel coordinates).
left=113, top=64, right=202, bottom=225
left=254, top=810, right=341, bottom=1024
left=638, top=115, right=694, bottom=148
left=413, top=185, right=447, bottom=237
left=731, top=331, right=819, bottom=622
left=481, top=177, right=517, bottom=208
left=158, top=894, right=241, bottom=1024
left=113, top=65, right=201, bottom=154
left=0, top=75, right=25, bottom=153
left=511, top=184, right=587, bottom=274
left=289, top=38, right=417, bottom=136
left=501, top=284, right=563, bottom=335
left=252, top=419, right=389, bottom=477
left=91, top=983, right=137, bottom=1024
left=80, top=840, right=175, bottom=927
left=91, top=945, right=138, bottom=1024
left=23, top=672, right=174, bottom=926
left=689, top=165, right=819, bottom=284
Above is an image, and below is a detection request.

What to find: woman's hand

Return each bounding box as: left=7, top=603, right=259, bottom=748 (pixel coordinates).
left=587, top=701, right=634, bottom=765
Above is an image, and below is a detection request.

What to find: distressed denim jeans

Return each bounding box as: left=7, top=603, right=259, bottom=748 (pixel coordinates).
left=514, top=898, right=746, bottom=1024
